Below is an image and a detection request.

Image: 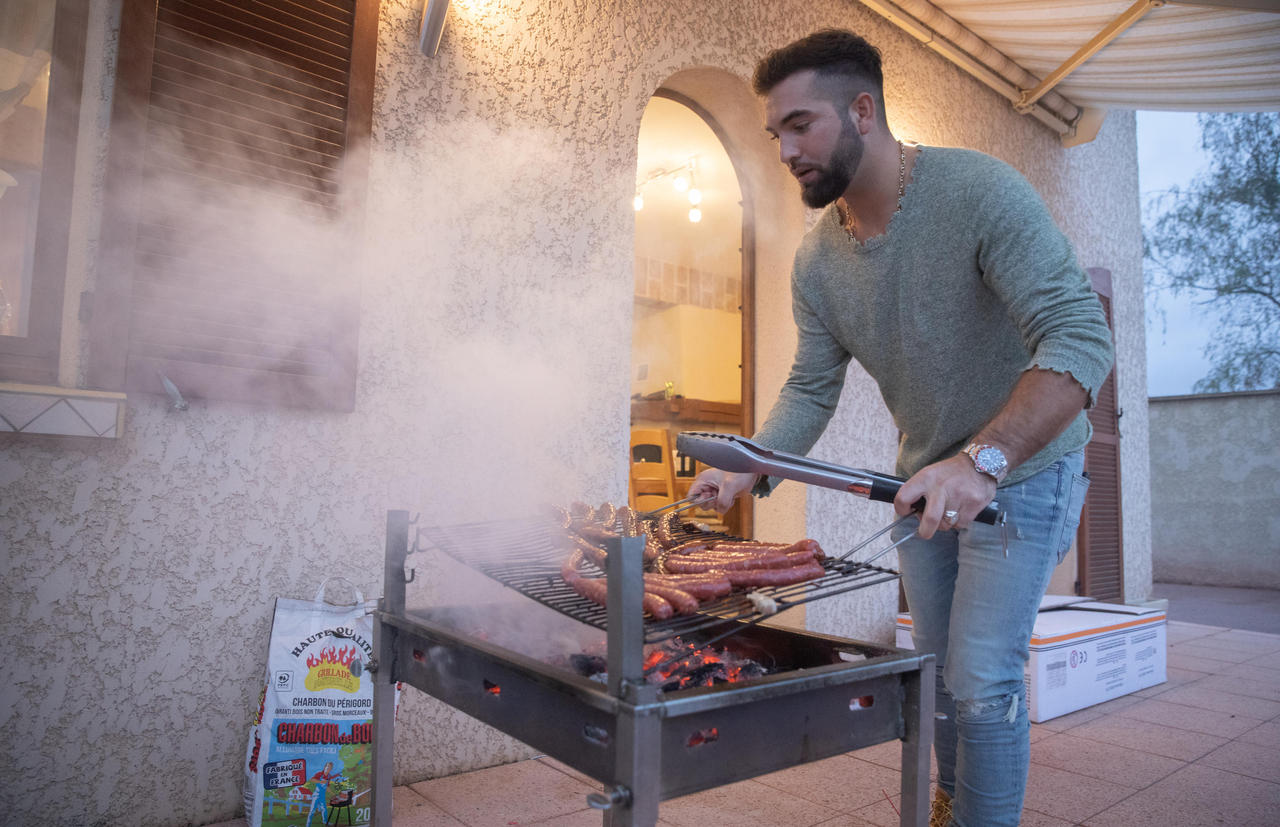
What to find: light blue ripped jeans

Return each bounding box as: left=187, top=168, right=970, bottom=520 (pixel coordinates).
left=895, top=451, right=1089, bottom=827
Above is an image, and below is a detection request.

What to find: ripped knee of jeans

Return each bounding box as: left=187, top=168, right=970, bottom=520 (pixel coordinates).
left=955, top=691, right=1020, bottom=724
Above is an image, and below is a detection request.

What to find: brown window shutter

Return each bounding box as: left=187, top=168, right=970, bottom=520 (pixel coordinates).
left=89, top=0, right=378, bottom=410
left=1077, top=267, right=1124, bottom=601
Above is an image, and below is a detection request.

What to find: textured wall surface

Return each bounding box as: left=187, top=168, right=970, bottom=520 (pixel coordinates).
left=1149, top=391, right=1280, bottom=589
left=1, top=0, right=1147, bottom=824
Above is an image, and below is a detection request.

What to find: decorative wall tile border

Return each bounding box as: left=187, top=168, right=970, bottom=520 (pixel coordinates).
left=634, top=255, right=741, bottom=313
left=0, top=383, right=126, bottom=438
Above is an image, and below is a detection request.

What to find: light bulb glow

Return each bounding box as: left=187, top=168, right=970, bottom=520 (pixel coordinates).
left=688, top=207, right=702, bottom=223
left=687, top=188, right=702, bottom=206
left=673, top=175, right=689, bottom=193
left=633, top=194, right=644, bottom=211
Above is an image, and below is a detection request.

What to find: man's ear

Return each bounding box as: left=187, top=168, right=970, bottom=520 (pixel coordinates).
left=848, top=91, right=878, bottom=134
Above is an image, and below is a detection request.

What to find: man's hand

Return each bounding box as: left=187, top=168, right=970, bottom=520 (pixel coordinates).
left=688, top=468, right=759, bottom=514
left=894, top=454, right=997, bottom=539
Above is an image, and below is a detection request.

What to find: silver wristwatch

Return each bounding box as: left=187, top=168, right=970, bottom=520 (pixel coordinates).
left=963, top=442, right=1009, bottom=483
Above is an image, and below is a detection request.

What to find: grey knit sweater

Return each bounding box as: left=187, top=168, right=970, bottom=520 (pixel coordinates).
left=753, top=146, right=1115, bottom=490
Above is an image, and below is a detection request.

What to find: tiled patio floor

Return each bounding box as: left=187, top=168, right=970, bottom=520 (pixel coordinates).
left=209, top=620, right=1280, bottom=827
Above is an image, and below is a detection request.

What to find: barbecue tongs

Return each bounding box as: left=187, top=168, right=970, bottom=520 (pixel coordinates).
left=676, top=431, right=1004, bottom=526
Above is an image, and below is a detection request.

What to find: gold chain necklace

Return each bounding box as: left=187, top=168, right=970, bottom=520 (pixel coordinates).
left=841, top=140, right=906, bottom=241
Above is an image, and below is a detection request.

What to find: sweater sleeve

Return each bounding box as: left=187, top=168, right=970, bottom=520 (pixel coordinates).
left=974, top=162, right=1115, bottom=406
left=749, top=261, right=852, bottom=495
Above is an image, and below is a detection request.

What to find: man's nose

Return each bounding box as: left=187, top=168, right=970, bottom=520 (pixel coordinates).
left=779, top=135, right=800, bottom=167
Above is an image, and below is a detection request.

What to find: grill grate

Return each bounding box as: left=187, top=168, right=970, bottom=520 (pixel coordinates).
left=419, top=517, right=900, bottom=644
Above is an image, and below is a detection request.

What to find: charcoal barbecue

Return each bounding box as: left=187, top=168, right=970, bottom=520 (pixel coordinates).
left=370, top=433, right=954, bottom=826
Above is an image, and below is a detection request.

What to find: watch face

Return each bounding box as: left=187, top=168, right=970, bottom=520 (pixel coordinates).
left=976, top=447, right=1007, bottom=473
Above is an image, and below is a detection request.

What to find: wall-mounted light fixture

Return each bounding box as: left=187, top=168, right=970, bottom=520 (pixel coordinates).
left=634, top=156, right=704, bottom=224
left=419, top=0, right=451, bottom=57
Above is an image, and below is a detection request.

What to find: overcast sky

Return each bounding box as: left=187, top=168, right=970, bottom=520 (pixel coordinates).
left=1135, top=110, right=1217, bottom=398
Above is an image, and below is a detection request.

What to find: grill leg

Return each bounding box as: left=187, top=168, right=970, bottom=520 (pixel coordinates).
left=372, top=511, right=410, bottom=827
left=602, top=534, right=660, bottom=826
left=899, top=654, right=935, bottom=827
left=603, top=699, right=661, bottom=827
left=371, top=610, right=397, bottom=827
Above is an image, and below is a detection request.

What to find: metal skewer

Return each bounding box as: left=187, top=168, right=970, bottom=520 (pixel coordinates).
left=637, top=493, right=714, bottom=519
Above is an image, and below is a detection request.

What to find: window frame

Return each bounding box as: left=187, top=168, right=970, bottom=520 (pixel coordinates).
left=0, top=0, right=91, bottom=384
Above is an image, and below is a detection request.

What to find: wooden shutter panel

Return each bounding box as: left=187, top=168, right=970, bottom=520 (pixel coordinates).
left=1077, top=267, right=1124, bottom=601
left=89, top=0, right=378, bottom=409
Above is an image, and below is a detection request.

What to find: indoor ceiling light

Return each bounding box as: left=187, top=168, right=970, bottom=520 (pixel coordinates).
left=635, top=155, right=708, bottom=222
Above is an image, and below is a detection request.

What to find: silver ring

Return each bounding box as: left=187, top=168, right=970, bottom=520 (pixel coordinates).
left=943, top=509, right=959, bottom=523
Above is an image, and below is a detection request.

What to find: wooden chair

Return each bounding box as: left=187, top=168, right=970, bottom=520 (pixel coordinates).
left=628, top=428, right=677, bottom=511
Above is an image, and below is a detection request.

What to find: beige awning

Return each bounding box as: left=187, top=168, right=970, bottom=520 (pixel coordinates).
left=861, top=0, right=1280, bottom=144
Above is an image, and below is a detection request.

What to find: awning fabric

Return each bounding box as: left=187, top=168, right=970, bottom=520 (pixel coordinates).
left=931, top=0, right=1280, bottom=112
left=863, top=0, right=1279, bottom=143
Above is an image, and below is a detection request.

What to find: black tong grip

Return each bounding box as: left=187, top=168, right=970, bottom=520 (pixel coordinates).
left=867, top=478, right=1003, bottom=525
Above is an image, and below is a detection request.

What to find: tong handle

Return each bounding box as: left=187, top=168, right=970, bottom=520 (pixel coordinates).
left=867, top=477, right=1003, bottom=526
left=678, top=431, right=1003, bottom=526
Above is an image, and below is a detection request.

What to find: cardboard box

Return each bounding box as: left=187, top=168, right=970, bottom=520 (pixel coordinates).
left=895, top=597, right=1167, bottom=723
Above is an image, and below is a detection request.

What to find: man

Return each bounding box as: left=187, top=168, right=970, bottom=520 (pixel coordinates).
left=304, top=761, right=342, bottom=827
left=689, top=29, right=1114, bottom=827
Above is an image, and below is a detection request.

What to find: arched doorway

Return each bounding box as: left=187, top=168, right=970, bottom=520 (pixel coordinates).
left=629, top=90, right=755, bottom=536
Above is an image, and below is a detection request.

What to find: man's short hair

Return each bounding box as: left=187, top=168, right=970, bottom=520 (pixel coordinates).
left=752, top=29, right=885, bottom=117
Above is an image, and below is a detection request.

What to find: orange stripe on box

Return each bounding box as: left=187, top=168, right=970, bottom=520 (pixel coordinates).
left=1032, top=615, right=1164, bottom=645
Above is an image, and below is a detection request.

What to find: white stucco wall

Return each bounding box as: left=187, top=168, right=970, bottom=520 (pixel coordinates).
left=1149, top=390, right=1280, bottom=589
left=1, top=1, right=1148, bottom=824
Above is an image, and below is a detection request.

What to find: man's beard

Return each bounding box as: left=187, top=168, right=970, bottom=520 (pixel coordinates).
left=798, top=124, right=863, bottom=209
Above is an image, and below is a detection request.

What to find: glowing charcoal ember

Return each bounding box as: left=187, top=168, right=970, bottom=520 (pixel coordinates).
left=561, top=637, right=769, bottom=690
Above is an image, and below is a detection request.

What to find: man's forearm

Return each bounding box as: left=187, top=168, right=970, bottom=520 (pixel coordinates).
left=973, top=367, right=1090, bottom=472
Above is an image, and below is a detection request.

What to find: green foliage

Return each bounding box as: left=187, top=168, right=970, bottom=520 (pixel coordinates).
left=1145, top=112, right=1280, bottom=391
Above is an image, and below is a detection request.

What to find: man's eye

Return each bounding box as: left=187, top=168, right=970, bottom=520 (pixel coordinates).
left=794, top=122, right=810, bottom=133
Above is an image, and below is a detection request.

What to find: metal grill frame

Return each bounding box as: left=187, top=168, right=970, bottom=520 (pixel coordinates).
left=419, top=516, right=901, bottom=645
left=371, top=510, right=934, bottom=827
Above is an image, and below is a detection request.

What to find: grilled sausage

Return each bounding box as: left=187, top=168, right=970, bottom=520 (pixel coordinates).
left=643, top=591, right=674, bottom=619
left=560, top=548, right=585, bottom=582
left=666, top=549, right=821, bottom=571
left=709, top=539, right=825, bottom=559
left=640, top=579, right=699, bottom=615
left=722, top=561, right=825, bottom=587
left=548, top=505, right=573, bottom=529
left=575, top=523, right=620, bottom=544
left=569, top=575, right=608, bottom=606
left=644, top=573, right=733, bottom=600
left=655, top=511, right=678, bottom=548
left=570, top=535, right=608, bottom=571
left=661, top=548, right=818, bottom=574
left=665, top=539, right=713, bottom=555
left=565, top=572, right=674, bottom=619
left=619, top=506, right=640, bottom=537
